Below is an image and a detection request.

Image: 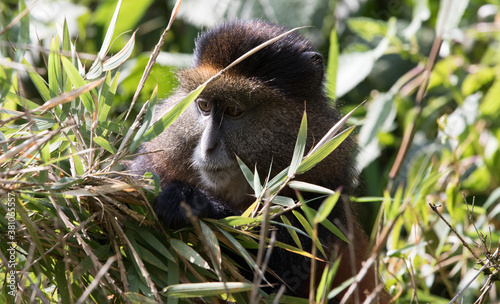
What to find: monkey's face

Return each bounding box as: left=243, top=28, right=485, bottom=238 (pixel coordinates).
left=191, top=96, right=244, bottom=191
left=181, top=68, right=304, bottom=206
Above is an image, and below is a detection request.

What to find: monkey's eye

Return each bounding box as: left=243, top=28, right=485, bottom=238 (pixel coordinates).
left=197, top=99, right=212, bottom=114
left=225, top=106, right=244, bottom=118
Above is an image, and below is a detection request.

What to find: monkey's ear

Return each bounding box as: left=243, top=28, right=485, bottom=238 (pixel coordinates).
left=303, top=51, right=323, bottom=66
left=302, top=51, right=324, bottom=85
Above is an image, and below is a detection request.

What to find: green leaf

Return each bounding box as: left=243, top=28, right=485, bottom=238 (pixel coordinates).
left=62, top=18, right=70, bottom=52
left=102, top=31, right=136, bottom=71
left=135, top=230, right=175, bottom=262
left=336, top=18, right=395, bottom=98
left=6, top=91, right=40, bottom=111
left=23, top=59, right=50, bottom=102
left=217, top=227, right=258, bottom=271
left=297, top=126, right=355, bottom=174
left=403, top=0, right=430, bottom=39
left=436, top=0, right=469, bottom=38
left=14, top=0, right=30, bottom=63
left=327, top=276, right=355, bottom=300
left=130, top=84, right=158, bottom=152
left=48, top=36, right=62, bottom=98
left=326, top=25, right=339, bottom=101
left=291, top=210, right=326, bottom=257
left=288, top=111, right=307, bottom=178
left=200, top=221, right=222, bottom=277
left=315, top=191, right=340, bottom=224
left=217, top=216, right=261, bottom=226
left=54, top=261, right=71, bottom=304
left=97, top=72, right=113, bottom=122
left=165, top=282, right=253, bottom=298
left=288, top=181, right=336, bottom=196
left=99, top=0, right=122, bottom=59
left=93, top=136, right=117, bottom=154
left=253, top=165, right=262, bottom=196
left=236, top=156, right=255, bottom=190
left=136, top=244, right=168, bottom=271
left=71, top=146, right=85, bottom=175
left=281, top=215, right=302, bottom=250
left=272, top=196, right=295, bottom=207
left=267, top=167, right=289, bottom=194
left=347, top=17, right=388, bottom=41
left=316, top=258, right=340, bottom=303
left=481, top=76, right=500, bottom=119
left=123, top=293, right=158, bottom=304
left=461, top=67, right=495, bottom=96
left=142, top=83, right=205, bottom=142
left=167, top=259, right=180, bottom=302
left=357, top=92, right=396, bottom=171
left=170, top=239, right=210, bottom=270
left=61, top=56, right=94, bottom=113
left=51, top=177, right=80, bottom=190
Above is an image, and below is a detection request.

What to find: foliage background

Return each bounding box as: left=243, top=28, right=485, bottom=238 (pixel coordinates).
left=1, top=0, right=499, bottom=303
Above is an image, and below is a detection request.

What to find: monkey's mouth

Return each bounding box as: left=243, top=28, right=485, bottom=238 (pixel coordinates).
left=195, top=163, right=240, bottom=189
left=199, top=164, right=237, bottom=176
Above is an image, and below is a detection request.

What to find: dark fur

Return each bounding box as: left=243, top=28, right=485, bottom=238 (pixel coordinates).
left=132, top=20, right=389, bottom=303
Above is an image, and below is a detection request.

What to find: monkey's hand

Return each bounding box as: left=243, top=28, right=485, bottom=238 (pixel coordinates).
left=155, top=181, right=237, bottom=229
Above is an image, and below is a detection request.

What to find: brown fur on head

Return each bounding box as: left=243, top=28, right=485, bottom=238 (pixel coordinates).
left=134, top=20, right=356, bottom=209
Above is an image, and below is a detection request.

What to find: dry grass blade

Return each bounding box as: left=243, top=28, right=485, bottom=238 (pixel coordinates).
left=0, top=77, right=104, bottom=125
left=122, top=0, right=182, bottom=125
left=0, top=0, right=38, bottom=36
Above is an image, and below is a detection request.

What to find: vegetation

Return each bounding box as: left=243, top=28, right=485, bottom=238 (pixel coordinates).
left=1, top=0, right=499, bottom=303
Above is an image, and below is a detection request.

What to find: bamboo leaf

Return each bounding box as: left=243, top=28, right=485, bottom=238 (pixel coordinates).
left=236, top=155, right=255, bottom=190
left=297, top=126, right=355, bottom=175
left=48, top=36, right=62, bottom=98
left=217, top=227, right=258, bottom=271
left=253, top=165, right=262, bottom=196
left=326, top=25, right=339, bottom=101
left=94, top=136, right=117, bottom=154
left=315, top=191, right=341, bottom=224
left=200, top=221, right=222, bottom=277
left=23, top=59, right=50, bottom=102
left=218, top=216, right=261, bottom=226
left=170, top=239, right=210, bottom=270
left=288, top=111, right=307, bottom=177
left=281, top=215, right=302, bottom=250
left=288, top=181, right=336, bottom=196
left=165, top=282, right=253, bottom=298
left=103, top=31, right=136, bottom=71
left=61, top=57, right=94, bottom=113
left=130, top=84, right=158, bottom=152
left=436, top=0, right=469, bottom=38
left=135, top=230, right=175, bottom=262
left=142, top=83, right=205, bottom=142
left=62, top=18, right=70, bottom=52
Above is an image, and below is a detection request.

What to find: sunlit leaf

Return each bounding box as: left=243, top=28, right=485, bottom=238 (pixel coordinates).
left=326, top=25, right=338, bottom=101
left=288, top=111, right=307, bottom=177
left=297, top=126, right=355, bottom=174
left=289, top=181, right=335, bottom=196
left=93, top=136, right=117, bottom=154
left=102, top=31, right=136, bottom=71
left=164, top=282, right=253, bottom=298
left=436, top=0, right=469, bottom=38
left=315, top=191, right=340, bottom=224
left=142, top=84, right=205, bottom=142
left=170, top=239, right=211, bottom=270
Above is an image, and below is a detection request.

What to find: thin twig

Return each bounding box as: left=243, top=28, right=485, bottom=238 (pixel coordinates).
left=120, top=0, right=182, bottom=129
left=429, top=203, right=482, bottom=261
left=387, top=36, right=442, bottom=190
left=0, top=0, right=39, bottom=36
